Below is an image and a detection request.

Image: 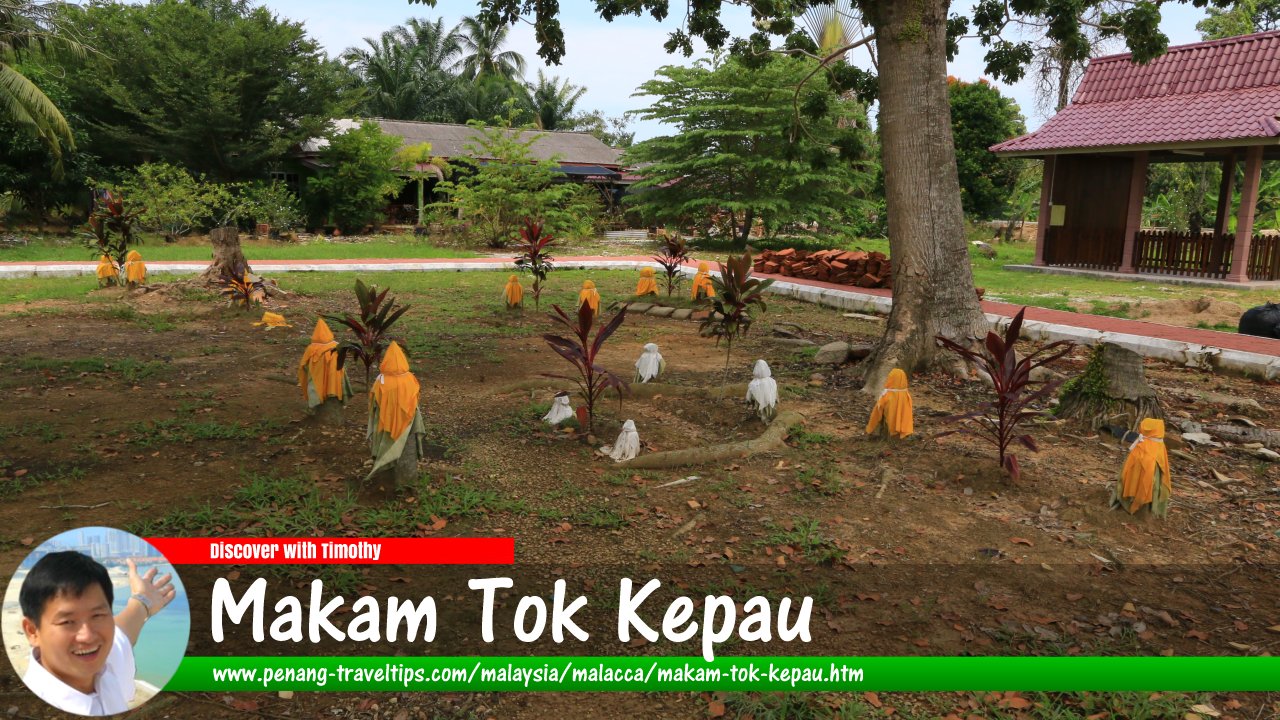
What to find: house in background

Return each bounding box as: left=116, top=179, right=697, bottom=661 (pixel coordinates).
left=992, top=30, right=1280, bottom=283
left=290, top=118, right=631, bottom=226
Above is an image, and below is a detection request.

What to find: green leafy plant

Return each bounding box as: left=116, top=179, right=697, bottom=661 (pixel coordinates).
left=84, top=189, right=143, bottom=269
left=241, top=180, right=304, bottom=233
left=652, top=232, right=689, bottom=296
left=219, top=264, right=265, bottom=309
left=115, top=162, right=206, bottom=242
left=936, top=307, right=1074, bottom=483
left=543, top=303, right=628, bottom=432
left=698, top=251, right=775, bottom=371
left=324, top=279, right=411, bottom=389
left=512, top=218, right=555, bottom=309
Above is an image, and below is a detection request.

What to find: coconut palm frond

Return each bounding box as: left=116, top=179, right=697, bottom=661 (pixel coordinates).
left=0, top=61, right=71, bottom=170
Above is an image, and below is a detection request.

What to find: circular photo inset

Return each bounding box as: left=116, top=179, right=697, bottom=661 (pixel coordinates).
left=3, top=527, right=189, bottom=717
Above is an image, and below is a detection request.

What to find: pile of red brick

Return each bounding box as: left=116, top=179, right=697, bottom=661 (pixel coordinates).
left=753, top=248, right=892, bottom=288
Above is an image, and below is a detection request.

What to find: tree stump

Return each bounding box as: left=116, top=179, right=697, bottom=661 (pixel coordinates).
left=202, top=226, right=252, bottom=281
left=1056, top=343, right=1162, bottom=431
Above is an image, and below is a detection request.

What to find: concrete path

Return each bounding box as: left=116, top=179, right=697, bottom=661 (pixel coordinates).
left=3, top=255, right=1277, bottom=376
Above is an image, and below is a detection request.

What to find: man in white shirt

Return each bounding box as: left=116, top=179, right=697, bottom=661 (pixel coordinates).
left=19, top=551, right=176, bottom=716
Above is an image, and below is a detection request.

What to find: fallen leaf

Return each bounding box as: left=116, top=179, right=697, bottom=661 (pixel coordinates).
left=708, top=699, right=726, bottom=717
left=1185, top=630, right=1210, bottom=641
left=863, top=692, right=882, bottom=708
left=687, top=499, right=702, bottom=510
left=1002, top=695, right=1032, bottom=710
left=1266, top=625, right=1280, bottom=634
left=20, top=537, right=34, bottom=546
left=1066, top=593, right=1084, bottom=601
left=1190, top=704, right=1220, bottom=717
left=226, top=570, right=241, bottom=581
left=430, top=515, right=447, bottom=531
left=626, top=636, right=648, bottom=648
left=1009, top=537, right=1033, bottom=547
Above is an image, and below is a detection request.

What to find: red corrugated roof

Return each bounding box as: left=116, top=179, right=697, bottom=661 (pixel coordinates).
left=992, top=30, right=1280, bottom=154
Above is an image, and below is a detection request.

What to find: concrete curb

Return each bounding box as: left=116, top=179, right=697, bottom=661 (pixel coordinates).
left=4, top=259, right=1275, bottom=377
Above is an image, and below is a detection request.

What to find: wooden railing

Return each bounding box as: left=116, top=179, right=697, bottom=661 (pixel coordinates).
left=1133, top=230, right=1231, bottom=278
left=1248, top=234, right=1280, bottom=281
left=1044, top=228, right=1279, bottom=281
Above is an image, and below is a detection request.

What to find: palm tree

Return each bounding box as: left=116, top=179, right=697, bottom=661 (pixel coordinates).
left=1, top=0, right=83, bottom=174
left=343, top=17, right=464, bottom=121
left=343, top=31, right=428, bottom=119
left=525, top=70, right=585, bottom=130
left=457, top=15, right=525, bottom=82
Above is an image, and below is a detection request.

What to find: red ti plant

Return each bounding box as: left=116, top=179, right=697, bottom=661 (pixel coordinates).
left=652, top=232, right=689, bottom=296
left=513, top=218, right=555, bottom=310
left=543, top=303, right=629, bottom=432
left=935, top=307, right=1074, bottom=483
left=86, top=189, right=143, bottom=269
left=324, top=279, right=411, bottom=390
left=698, top=252, right=774, bottom=372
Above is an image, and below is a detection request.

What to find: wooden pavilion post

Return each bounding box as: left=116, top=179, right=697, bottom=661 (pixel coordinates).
left=1034, top=155, right=1055, bottom=266
left=1213, top=153, right=1236, bottom=236
left=1226, top=145, right=1263, bottom=282
left=1118, top=151, right=1148, bottom=274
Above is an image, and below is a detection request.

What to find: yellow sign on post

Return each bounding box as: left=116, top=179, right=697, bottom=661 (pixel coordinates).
left=1050, top=205, right=1066, bottom=226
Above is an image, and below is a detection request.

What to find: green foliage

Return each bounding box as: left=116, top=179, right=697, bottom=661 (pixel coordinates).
left=116, top=163, right=206, bottom=241
left=324, top=279, right=411, bottom=388
left=52, top=0, right=352, bottom=180
left=241, top=181, right=303, bottom=231
left=623, top=54, right=877, bottom=246
left=0, top=0, right=83, bottom=172
left=307, top=121, right=404, bottom=233
left=1197, top=0, right=1280, bottom=39
left=948, top=77, right=1027, bottom=219
left=698, top=252, right=775, bottom=369
left=343, top=17, right=464, bottom=122
left=395, top=142, right=440, bottom=226
left=434, top=113, right=593, bottom=248
left=0, top=62, right=97, bottom=222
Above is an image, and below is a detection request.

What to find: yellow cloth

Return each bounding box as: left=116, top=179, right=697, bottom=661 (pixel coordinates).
left=1117, top=418, right=1172, bottom=515
left=123, top=250, right=146, bottom=284
left=370, top=341, right=420, bottom=440
left=96, top=255, right=117, bottom=281
left=865, top=369, right=914, bottom=438
left=298, top=318, right=347, bottom=403
left=253, top=311, right=291, bottom=328
left=503, top=274, right=524, bottom=308
left=635, top=267, right=658, bottom=296
left=579, top=280, right=600, bottom=314
left=691, top=262, right=716, bottom=300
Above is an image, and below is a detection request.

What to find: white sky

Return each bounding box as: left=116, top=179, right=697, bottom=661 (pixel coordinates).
left=262, top=1, right=1211, bottom=141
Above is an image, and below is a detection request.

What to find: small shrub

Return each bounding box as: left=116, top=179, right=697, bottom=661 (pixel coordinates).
left=84, top=189, right=143, bottom=269
left=512, top=218, right=555, bottom=310
left=219, top=264, right=265, bottom=309
left=697, top=251, right=774, bottom=371
left=543, top=303, right=628, bottom=432
left=325, top=279, right=411, bottom=389
left=936, top=307, right=1073, bottom=482
left=652, top=232, right=689, bottom=296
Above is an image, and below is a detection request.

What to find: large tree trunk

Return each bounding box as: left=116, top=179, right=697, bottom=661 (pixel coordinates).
left=859, top=0, right=989, bottom=392
left=202, top=226, right=252, bottom=281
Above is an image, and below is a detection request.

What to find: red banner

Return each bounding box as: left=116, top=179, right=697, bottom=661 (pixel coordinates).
left=146, top=537, right=514, bottom=565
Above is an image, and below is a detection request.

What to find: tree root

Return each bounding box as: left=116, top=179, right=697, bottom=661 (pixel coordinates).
left=618, top=410, right=804, bottom=470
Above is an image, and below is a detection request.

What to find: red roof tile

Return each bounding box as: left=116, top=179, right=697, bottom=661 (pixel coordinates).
left=992, top=30, right=1280, bottom=154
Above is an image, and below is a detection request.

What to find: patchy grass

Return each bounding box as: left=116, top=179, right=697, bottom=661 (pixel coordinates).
left=18, top=356, right=169, bottom=383
left=0, top=464, right=87, bottom=500
left=0, top=234, right=481, bottom=262
left=126, top=417, right=281, bottom=447
left=763, top=518, right=844, bottom=565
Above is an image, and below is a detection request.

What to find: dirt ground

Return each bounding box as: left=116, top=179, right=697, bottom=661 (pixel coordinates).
left=0, top=274, right=1277, bottom=719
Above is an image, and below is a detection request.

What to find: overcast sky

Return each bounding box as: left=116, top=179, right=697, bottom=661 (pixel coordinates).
left=261, top=1, right=1211, bottom=141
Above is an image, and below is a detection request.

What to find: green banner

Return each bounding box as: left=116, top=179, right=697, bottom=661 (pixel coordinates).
left=167, top=656, right=1280, bottom=692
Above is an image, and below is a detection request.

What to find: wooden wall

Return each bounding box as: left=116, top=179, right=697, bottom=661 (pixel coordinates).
left=1042, top=155, right=1134, bottom=270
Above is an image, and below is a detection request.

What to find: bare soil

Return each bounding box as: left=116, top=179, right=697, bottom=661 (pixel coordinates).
left=1, top=278, right=1277, bottom=720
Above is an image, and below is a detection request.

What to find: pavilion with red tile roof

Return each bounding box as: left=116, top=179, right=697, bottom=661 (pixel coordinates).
left=991, top=30, right=1280, bottom=282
